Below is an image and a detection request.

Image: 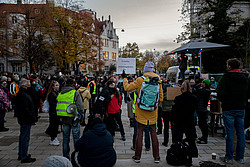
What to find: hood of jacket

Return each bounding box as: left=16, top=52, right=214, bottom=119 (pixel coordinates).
left=90, top=123, right=107, bottom=136
left=60, top=86, right=75, bottom=94
left=78, top=87, right=87, bottom=93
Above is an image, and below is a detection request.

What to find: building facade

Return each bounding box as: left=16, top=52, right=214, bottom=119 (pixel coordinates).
left=0, top=1, right=119, bottom=75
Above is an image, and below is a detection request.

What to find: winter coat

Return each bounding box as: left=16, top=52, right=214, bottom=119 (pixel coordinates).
left=93, top=87, right=112, bottom=116
left=15, top=87, right=36, bottom=125
left=107, top=92, right=122, bottom=114
left=171, top=91, right=198, bottom=124
left=48, top=91, right=58, bottom=117
left=75, top=123, right=116, bottom=167
left=196, top=87, right=211, bottom=112
left=123, top=72, right=163, bottom=125
left=0, top=87, right=9, bottom=111
left=58, top=86, right=84, bottom=125
left=78, top=87, right=91, bottom=110
left=217, top=70, right=250, bottom=110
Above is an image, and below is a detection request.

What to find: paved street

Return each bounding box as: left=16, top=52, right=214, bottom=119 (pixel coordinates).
left=0, top=101, right=250, bottom=167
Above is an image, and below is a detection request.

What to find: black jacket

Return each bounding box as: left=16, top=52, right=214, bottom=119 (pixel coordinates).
left=217, top=71, right=250, bottom=110
left=171, top=92, right=198, bottom=124
left=15, top=87, right=36, bottom=125
left=75, top=123, right=116, bottom=167
left=93, top=87, right=112, bottom=116
left=196, top=87, right=211, bottom=112
left=48, top=91, right=58, bottom=117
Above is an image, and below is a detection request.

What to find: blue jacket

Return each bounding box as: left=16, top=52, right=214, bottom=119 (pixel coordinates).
left=75, top=123, right=116, bottom=167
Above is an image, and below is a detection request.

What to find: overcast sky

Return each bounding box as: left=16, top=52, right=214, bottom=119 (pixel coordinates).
left=2, top=0, right=184, bottom=52
left=84, top=0, right=183, bottom=52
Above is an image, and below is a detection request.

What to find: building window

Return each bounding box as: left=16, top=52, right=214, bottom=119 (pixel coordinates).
left=12, top=63, right=22, bottom=72
left=0, top=63, right=4, bottom=72
left=12, top=47, right=18, bottom=56
left=112, top=41, right=116, bottom=49
left=0, top=18, right=6, bottom=25
left=104, top=39, right=109, bottom=47
left=104, top=66, right=109, bottom=71
left=112, top=52, right=116, bottom=61
left=34, top=8, right=40, bottom=14
left=29, top=19, right=35, bottom=25
left=12, top=16, right=17, bottom=24
left=103, top=51, right=109, bottom=59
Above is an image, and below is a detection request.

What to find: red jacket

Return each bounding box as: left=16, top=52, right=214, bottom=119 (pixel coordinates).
left=108, top=93, right=122, bottom=114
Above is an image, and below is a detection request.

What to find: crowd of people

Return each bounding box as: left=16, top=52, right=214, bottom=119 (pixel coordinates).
left=0, top=58, right=249, bottom=166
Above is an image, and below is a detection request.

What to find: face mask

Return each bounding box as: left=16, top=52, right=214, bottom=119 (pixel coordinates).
left=109, top=87, right=116, bottom=94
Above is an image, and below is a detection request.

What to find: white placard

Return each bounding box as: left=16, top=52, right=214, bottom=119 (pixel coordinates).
left=116, top=58, right=136, bottom=74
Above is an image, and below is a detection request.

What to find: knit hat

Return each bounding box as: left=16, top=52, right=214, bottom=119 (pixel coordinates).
left=42, top=155, right=72, bottom=167
left=1, top=76, right=7, bottom=81
left=143, top=62, right=154, bottom=73
left=203, top=79, right=210, bottom=85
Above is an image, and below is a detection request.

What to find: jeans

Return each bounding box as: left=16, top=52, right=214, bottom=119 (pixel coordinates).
left=18, top=124, right=31, bottom=160
left=222, top=109, right=245, bottom=160
left=133, top=114, right=150, bottom=149
left=135, top=122, right=159, bottom=159
left=62, top=122, right=80, bottom=159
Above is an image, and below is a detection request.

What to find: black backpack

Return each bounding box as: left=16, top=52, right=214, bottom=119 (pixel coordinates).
left=166, top=141, right=190, bottom=166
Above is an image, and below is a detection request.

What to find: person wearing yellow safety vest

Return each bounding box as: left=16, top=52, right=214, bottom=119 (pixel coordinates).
left=87, top=77, right=96, bottom=116
left=56, top=78, right=84, bottom=159
left=129, top=90, right=151, bottom=152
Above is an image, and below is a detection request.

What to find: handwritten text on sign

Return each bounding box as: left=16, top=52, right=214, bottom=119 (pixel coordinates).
left=117, top=58, right=136, bottom=74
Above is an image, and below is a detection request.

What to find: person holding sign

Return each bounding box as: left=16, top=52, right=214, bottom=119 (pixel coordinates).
left=122, top=62, right=163, bottom=164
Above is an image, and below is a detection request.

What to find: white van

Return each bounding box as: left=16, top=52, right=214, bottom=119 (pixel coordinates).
left=166, top=66, right=200, bottom=83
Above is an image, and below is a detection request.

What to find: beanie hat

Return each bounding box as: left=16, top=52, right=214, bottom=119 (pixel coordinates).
left=42, top=155, right=72, bottom=167
left=143, top=62, right=154, bottom=73
left=1, top=76, right=7, bottom=81
left=203, top=79, right=210, bottom=85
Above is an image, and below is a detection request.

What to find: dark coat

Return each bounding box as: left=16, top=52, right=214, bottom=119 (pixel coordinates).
left=217, top=71, right=250, bottom=110
left=171, top=92, right=198, bottom=124
left=75, top=123, right=116, bottom=167
left=93, top=87, right=112, bottom=116
left=15, top=87, right=36, bottom=125
left=48, top=91, right=58, bottom=117
left=196, top=87, right=211, bottom=112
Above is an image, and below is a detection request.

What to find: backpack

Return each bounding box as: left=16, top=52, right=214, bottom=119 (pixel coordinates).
left=137, top=76, right=161, bottom=111
left=166, top=141, right=190, bottom=166
left=245, top=127, right=250, bottom=140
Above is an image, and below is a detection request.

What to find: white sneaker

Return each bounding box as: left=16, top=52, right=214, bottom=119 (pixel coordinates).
left=50, top=139, right=60, bottom=146
left=54, top=137, right=59, bottom=143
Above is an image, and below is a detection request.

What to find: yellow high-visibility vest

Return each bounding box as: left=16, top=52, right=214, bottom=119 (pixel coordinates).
left=132, top=92, right=137, bottom=114
left=87, top=81, right=96, bottom=94
left=56, top=90, right=76, bottom=117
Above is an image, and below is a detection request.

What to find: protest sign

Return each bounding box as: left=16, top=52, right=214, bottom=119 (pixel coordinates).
left=116, top=58, right=136, bottom=74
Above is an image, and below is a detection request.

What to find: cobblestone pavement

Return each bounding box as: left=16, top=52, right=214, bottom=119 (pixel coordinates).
left=0, top=101, right=250, bottom=167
